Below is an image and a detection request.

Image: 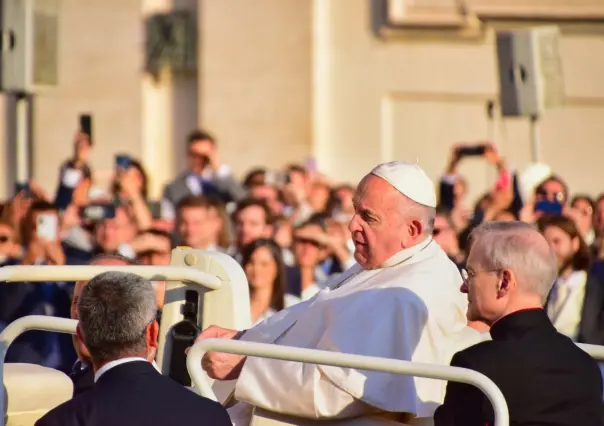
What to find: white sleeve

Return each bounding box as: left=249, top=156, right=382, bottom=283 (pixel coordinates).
left=234, top=355, right=367, bottom=418
left=234, top=289, right=427, bottom=418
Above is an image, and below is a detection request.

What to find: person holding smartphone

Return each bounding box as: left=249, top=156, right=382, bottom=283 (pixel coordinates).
left=162, top=129, right=246, bottom=221
left=54, top=130, right=93, bottom=211
left=112, top=155, right=153, bottom=232
left=1, top=202, right=75, bottom=373
left=21, top=201, right=65, bottom=266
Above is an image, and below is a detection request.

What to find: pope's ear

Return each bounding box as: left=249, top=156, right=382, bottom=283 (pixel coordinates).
left=409, top=218, right=423, bottom=238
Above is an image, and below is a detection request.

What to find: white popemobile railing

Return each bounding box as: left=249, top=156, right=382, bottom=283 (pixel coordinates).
left=0, top=248, right=253, bottom=371
left=186, top=338, right=511, bottom=426
left=0, top=265, right=221, bottom=289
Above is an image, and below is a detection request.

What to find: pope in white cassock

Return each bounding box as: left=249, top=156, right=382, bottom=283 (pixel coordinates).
left=196, top=162, right=482, bottom=426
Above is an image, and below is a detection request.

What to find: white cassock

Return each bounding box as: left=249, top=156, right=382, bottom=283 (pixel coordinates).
left=222, top=237, right=481, bottom=426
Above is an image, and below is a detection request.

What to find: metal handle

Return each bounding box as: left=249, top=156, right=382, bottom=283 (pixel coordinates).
left=0, top=265, right=221, bottom=289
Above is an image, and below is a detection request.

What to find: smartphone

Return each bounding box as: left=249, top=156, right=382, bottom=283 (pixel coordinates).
left=115, top=154, right=132, bottom=170
left=36, top=214, right=58, bottom=242
left=80, top=204, right=116, bottom=221
left=79, top=114, right=93, bottom=141
left=456, top=145, right=486, bottom=157
left=534, top=200, right=563, bottom=216
left=14, top=182, right=30, bottom=197
left=147, top=201, right=162, bottom=220
left=61, top=168, right=83, bottom=189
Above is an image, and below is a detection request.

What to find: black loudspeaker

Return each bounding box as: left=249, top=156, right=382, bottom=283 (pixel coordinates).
left=496, top=26, right=565, bottom=117
left=168, top=290, right=200, bottom=386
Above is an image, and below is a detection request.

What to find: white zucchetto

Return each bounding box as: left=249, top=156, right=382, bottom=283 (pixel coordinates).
left=370, top=161, right=437, bottom=208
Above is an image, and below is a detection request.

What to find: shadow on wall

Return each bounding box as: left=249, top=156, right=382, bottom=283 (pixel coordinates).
left=172, top=0, right=199, bottom=175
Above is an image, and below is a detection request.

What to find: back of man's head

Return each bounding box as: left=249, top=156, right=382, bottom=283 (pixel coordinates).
left=71, top=255, right=140, bottom=364
left=78, top=271, right=157, bottom=366
left=469, top=221, right=557, bottom=304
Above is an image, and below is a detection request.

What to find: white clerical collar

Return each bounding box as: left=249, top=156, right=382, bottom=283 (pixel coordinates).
left=94, top=357, right=159, bottom=382
left=379, top=236, right=434, bottom=269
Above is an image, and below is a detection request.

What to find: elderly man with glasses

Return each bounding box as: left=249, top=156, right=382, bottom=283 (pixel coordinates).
left=435, top=221, right=602, bottom=426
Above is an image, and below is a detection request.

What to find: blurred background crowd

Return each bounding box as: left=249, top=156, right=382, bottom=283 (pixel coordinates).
left=2, top=126, right=604, bottom=374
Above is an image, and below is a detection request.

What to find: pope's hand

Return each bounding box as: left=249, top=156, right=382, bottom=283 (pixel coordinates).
left=195, top=325, right=246, bottom=380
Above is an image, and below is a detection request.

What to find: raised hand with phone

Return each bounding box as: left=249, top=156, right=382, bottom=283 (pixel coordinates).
left=113, top=154, right=153, bottom=231
left=22, top=203, right=65, bottom=266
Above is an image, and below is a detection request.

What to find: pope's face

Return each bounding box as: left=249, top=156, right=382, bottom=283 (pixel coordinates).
left=348, top=175, right=405, bottom=269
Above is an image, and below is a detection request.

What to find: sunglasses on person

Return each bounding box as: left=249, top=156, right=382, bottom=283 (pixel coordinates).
left=294, top=237, right=322, bottom=248
left=536, top=188, right=565, bottom=204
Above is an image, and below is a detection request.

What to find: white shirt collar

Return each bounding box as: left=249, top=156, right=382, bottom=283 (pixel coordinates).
left=94, top=357, right=159, bottom=382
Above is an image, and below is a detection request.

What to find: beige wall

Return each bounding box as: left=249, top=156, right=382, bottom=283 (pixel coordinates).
left=198, top=0, right=313, bottom=179
left=3, top=0, right=604, bottom=204
left=315, top=0, right=604, bottom=202
left=33, top=0, right=144, bottom=196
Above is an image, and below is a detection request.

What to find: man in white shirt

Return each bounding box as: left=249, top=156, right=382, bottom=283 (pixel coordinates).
left=195, top=161, right=481, bottom=425
left=36, top=271, right=230, bottom=426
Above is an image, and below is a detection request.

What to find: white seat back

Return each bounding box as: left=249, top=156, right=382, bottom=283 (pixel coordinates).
left=0, top=317, right=78, bottom=426
left=3, top=363, right=72, bottom=426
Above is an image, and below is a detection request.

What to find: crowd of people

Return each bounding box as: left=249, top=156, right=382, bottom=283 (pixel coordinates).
left=2, top=127, right=604, bottom=425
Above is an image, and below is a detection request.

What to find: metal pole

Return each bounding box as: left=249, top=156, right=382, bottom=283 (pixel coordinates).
left=530, top=114, right=541, bottom=163
left=15, top=93, right=29, bottom=183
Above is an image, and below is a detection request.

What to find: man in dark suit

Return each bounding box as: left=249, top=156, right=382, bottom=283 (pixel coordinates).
left=434, top=221, right=603, bottom=426
left=36, top=271, right=230, bottom=426
left=162, top=129, right=246, bottom=218
left=68, top=254, right=154, bottom=396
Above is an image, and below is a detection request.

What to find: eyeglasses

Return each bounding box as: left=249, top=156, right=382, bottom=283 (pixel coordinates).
left=294, top=237, right=322, bottom=248
left=460, top=268, right=500, bottom=283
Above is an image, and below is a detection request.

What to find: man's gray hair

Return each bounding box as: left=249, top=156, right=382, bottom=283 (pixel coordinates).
left=469, top=221, right=558, bottom=302
left=78, top=271, right=157, bottom=364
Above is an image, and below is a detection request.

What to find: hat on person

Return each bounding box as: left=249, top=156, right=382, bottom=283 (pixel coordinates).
left=520, top=163, right=552, bottom=203
left=370, top=161, right=437, bottom=208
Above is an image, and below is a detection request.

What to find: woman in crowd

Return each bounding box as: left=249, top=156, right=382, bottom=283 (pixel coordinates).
left=240, top=238, right=300, bottom=325
left=112, top=157, right=153, bottom=231
left=538, top=214, right=604, bottom=345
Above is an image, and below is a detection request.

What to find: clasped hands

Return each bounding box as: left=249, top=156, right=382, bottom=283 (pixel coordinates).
left=189, top=325, right=247, bottom=381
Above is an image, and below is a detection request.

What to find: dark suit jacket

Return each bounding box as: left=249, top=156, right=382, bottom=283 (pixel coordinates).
left=541, top=272, right=604, bottom=345
left=569, top=274, right=604, bottom=345
left=69, top=361, right=95, bottom=396
left=434, top=309, right=603, bottom=426
left=36, top=360, right=231, bottom=426
left=163, top=171, right=246, bottom=207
